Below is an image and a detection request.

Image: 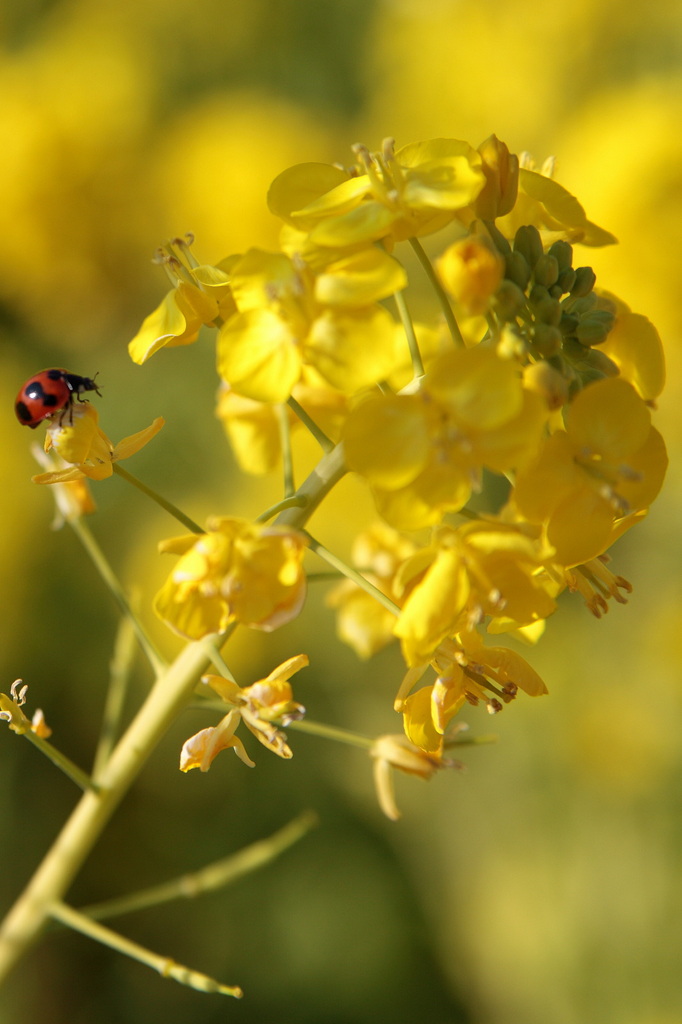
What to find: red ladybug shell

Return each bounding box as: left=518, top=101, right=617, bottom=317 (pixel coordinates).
left=15, top=369, right=101, bottom=428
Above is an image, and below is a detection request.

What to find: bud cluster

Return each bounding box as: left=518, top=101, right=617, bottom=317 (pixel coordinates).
left=493, top=225, right=619, bottom=392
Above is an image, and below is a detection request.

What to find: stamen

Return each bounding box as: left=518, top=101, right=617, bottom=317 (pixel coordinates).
left=10, top=679, right=28, bottom=705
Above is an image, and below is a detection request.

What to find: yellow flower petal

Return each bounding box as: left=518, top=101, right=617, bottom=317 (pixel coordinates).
left=314, top=248, right=407, bottom=307
left=599, top=312, right=666, bottom=401
left=267, top=162, right=358, bottom=227
left=306, top=305, right=399, bottom=393
left=217, top=308, right=302, bottom=402
left=343, top=394, right=429, bottom=489
left=567, top=378, right=651, bottom=461
left=113, top=417, right=165, bottom=460
left=128, top=288, right=202, bottom=365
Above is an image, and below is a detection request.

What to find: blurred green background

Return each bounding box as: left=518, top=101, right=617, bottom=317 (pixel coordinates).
left=1, top=1, right=681, bottom=1022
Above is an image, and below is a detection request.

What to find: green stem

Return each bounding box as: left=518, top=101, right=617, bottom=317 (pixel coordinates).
left=200, top=638, right=236, bottom=682
left=0, top=637, right=217, bottom=983
left=274, top=442, right=348, bottom=529
left=112, top=464, right=204, bottom=535
left=0, top=439, right=350, bottom=985
left=78, top=811, right=317, bottom=921
left=444, top=732, right=498, bottom=748
left=393, top=288, right=424, bottom=378
left=256, top=495, right=307, bottom=524
left=303, top=532, right=400, bottom=618
left=409, top=236, right=465, bottom=347
left=49, top=901, right=242, bottom=998
left=21, top=731, right=97, bottom=793
left=69, top=517, right=166, bottom=678
left=287, top=718, right=373, bottom=750
left=92, top=616, right=138, bottom=779
left=286, top=396, right=334, bottom=453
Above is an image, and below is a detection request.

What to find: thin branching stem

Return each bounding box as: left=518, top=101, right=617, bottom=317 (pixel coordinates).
left=77, top=811, right=317, bottom=921
left=113, top=464, right=204, bottom=535
left=49, top=901, right=243, bottom=998
left=69, top=516, right=167, bottom=678
left=409, top=236, right=465, bottom=347
left=286, top=396, right=334, bottom=453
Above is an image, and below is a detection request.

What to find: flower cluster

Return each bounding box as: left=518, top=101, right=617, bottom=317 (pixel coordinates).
left=36, top=133, right=667, bottom=818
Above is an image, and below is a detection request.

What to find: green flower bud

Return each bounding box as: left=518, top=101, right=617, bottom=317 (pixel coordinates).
left=493, top=279, right=526, bottom=320
left=513, top=225, right=543, bottom=269
left=556, top=267, right=577, bottom=294
left=535, top=296, right=562, bottom=326
left=562, top=337, right=591, bottom=363
left=570, top=266, right=597, bottom=297
left=578, top=367, right=610, bottom=388
left=569, top=293, right=598, bottom=315
left=532, top=323, right=562, bottom=356
left=575, top=310, right=616, bottom=346
left=533, top=253, right=559, bottom=289
left=504, top=250, right=531, bottom=290
left=583, top=348, right=620, bottom=377
left=547, top=240, right=573, bottom=272
left=529, top=283, right=551, bottom=306
left=559, top=312, right=579, bottom=336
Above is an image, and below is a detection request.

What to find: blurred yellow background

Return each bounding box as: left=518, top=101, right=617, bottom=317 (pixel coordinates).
left=1, top=2, right=681, bottom=1023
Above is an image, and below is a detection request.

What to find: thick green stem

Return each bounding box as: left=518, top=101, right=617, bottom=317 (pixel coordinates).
left=0, top=638, right=216, bottom=983
left=274, top=442, right=348, bottom=528
left=0, top=441, right=349, bottom=987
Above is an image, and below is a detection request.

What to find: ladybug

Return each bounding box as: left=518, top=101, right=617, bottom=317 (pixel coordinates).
left=15, top=369, right=101, bottom=429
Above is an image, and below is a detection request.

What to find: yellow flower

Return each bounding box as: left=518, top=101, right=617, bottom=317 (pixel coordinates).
left=154, top=517, right=308, bottom=640
left=216, top=377, right=349, bottom=476
left=31, top=443, right=96, bottom=523
left=438, top=235, right=504, bottom=316
left=180, top=655, right=308, bottom=771
left=393, top=520, right=556, bottom=666
left=32, top=405, right=164, bottom=484
left=597, top=310, right=666, bottom=402
left=343, top=346, right=547, bottom=530
left=215, top=384, right=287, bottom=475
left=327, top=523, right=417, bottom=659
left=395, top=631, right=547, bottom=746
left=370, top=733, right=461, bottom=821
left=0, top=680, right=52, bottom=738
left=401, top=681, right=465, bottom=756
left=497, top=155, right=616, bottom=247
left=513, top=377, right=668, bottom=566
left=216, top=247, right=401, bottom=402
left=472, top=135, right=520, bottom=220
left=128, top=238, right=237, bottom=364
left=179, top=711, right=254, bottom=771
left=268, top=137, right=486, bottom=248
